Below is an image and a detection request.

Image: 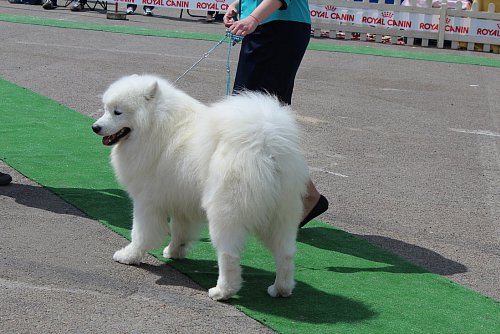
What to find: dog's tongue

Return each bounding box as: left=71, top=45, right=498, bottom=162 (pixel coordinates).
left=100, top=128, right=129, bottom=146
left=102, top=135, right=114, bottom=146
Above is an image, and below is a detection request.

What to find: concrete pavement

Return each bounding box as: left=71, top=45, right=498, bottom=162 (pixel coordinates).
left=0, top=1, right=499, bottom=332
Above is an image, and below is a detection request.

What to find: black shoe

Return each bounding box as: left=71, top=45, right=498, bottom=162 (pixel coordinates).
left=70, top=0, right=85, bottom=11
left=0, top=172, right=12, bottom=186
left=299, top=195, right=328, bottom=228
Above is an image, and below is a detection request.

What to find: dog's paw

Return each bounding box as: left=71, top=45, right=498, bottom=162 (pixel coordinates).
left=113, top=247, right=143, bottom=265
left=163, top=244, right=187, bottom=259
left=208, top=286, right=234, bottom=301
left=267, top=284, right=293, bottom=298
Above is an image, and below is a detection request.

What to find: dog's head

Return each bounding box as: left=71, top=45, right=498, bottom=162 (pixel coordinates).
left=92, top=74, right=159, bottom=146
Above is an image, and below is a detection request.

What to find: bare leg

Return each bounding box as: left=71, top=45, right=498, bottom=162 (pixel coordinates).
left=301, top=180, right=321, bottom=221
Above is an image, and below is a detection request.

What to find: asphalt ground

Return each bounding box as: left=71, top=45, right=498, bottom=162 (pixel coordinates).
left=0, top=1, right=499, bottom=332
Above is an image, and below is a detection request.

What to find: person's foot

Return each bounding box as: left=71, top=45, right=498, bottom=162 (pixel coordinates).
left=126, top=6, right=135, bottom=14
left=143, top=7, right=153, bottom=16
left=299, top=195, right=329, bottom=228
left=70, top=0, right=85, bottom=11
left=0, top=172, right=12, bottom=186
left=42, top=0, right=57, bottom=9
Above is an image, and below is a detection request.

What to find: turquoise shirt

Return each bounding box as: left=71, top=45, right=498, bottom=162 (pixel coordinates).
left=240, top=0, right=311, bottom=25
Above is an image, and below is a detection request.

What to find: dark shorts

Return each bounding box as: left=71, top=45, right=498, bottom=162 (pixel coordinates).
left=233, top=20, right=311, bottom=105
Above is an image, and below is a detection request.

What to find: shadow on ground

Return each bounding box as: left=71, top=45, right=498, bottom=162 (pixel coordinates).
left=298, top=227, right=467, bottom=275
left=144, top=258, right=379, bottom=325
left=2, top=184, right=469, bottom=326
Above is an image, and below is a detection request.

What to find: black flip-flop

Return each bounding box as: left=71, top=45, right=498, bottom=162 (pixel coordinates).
left=299, top=195, right=328, bottom=228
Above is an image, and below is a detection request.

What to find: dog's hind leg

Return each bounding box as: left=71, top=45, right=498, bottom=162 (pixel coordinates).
left=163, top=215, right=204, bottom=259
left=206, top=212, right=248, bottom=301
left=261, top=221, right=298, bottom=298
left=113, top=200, right=169, bottom=265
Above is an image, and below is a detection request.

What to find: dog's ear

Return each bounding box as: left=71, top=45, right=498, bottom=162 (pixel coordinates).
left=144, top=81, right=158, bottom=101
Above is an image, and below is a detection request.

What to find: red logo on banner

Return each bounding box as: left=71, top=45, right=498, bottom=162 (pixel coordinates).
left=196, top=0, right=228, bottom=10
left=310, top=6, right=354, bottom=22
left=476, top=27, right=500, bottom=36
left=419, top=23, right=439, bottom=30
left=446, top=17, right=451, bottom=24
left=381, top=11, right=394, bottom=18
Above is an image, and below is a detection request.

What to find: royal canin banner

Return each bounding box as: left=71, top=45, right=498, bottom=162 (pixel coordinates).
left=107, top=0, right=231, bottom=11
left=309, top=4, right=432, bottom=28
left=107, top=0, right=499, bottom=40
left=308, top=3, right=499, bottom=39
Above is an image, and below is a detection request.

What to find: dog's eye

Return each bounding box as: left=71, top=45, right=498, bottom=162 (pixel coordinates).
left=114, top=110, right=122, bottom=116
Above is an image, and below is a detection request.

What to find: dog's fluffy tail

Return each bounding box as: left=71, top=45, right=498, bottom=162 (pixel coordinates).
left=202, top=92, right=309, bottom=230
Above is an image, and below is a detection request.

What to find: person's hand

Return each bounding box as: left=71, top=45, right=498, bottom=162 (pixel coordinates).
left=227, top=16, right=259, bottom=37
left=223, top=4, right=238, bottom=27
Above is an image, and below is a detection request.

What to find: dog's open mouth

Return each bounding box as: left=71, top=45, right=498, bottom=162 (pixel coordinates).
left=102, top=127, right=131, bottom=146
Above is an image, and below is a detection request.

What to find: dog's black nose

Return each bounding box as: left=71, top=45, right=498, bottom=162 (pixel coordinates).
left=92, top=124, right=101, bottom=134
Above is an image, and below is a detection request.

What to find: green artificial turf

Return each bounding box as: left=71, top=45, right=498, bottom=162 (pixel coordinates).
left=0, top=79, right=499, bottom=333
left=1, top=13, right=500, bottom=68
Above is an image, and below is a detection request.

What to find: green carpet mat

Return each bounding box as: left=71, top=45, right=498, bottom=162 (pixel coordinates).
left=0, top=79, right=498, bottom=333
left=1, top=13, right=500, bottom=68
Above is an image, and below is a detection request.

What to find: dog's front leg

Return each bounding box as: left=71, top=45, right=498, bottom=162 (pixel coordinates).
left=113, top=200, right=169, bottom=265
left=163, top=215, right=204, bottom=260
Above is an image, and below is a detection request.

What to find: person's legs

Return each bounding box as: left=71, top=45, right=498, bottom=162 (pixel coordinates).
left=233, top=20, right=310, bottom=105
left=233, top=21, right=328, bottom=226
left=143, top=5, right=154, bottom=15
left=42, top=0, right=57, bottom=9
left=126, top=4, right=137, bottom=14
left=206, top=10, right=216, bottom=22
left=70, top=0, right=87, bottom=11
left=300, top=181, right=328, bottom=227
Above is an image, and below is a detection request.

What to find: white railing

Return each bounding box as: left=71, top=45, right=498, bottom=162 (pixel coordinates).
left=309, top=0, right=500, bottom=52
left=105, top=0, right=499, bottom=52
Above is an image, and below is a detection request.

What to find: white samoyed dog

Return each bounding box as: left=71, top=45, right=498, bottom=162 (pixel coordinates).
left=92, top=74, right=309, bottom=300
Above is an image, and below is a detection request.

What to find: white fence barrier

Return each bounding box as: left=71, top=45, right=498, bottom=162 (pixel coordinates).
left=106, top=0, right=230, bottom=12
left=106, top=0, right=500, bottom=52
left=310, top=0, right=499, bottom=52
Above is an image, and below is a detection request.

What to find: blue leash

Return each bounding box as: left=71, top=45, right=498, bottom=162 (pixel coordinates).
left=225, top=31, right=243, bottom=96
left=174, top=30, right=243, bottom=96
